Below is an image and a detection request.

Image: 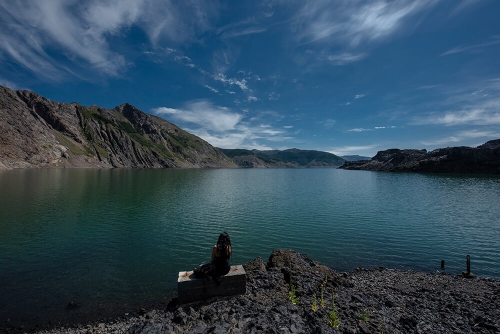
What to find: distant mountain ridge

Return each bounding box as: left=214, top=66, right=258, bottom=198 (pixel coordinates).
left=0, top=85, right=236, bottom=169
left=341, top=155, right=371, bottom=162
left=340, top=140, right=500, bottom=174
left=219, top=148, right=345, bottom=168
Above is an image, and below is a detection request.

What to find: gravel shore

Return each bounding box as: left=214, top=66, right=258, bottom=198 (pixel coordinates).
left=4, top=249, right=499, bottom=333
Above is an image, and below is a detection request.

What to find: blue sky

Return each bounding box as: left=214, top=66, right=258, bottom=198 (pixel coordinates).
left=1, top=0, right=499, bottom=157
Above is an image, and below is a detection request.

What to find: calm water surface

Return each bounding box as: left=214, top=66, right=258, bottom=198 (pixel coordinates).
left=0, top=168, right=499, bottom=326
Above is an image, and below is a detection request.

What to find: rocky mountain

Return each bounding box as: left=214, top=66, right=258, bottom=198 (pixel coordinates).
left=340, top=140, right=500, bottom=174
left=0, top=85, right=236, bottom=169
left=219, top=148, right=346, bottom=168
left=341, top=155, right=371, bottom=162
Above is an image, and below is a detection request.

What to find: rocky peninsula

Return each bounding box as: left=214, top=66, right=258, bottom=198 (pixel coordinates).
left=6, top=250, right=497, bottom=334
left=340, top=140, right=500, bottom=174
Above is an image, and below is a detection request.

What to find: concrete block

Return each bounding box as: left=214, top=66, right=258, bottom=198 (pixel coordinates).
left=178, top=265, right=246, bottom=304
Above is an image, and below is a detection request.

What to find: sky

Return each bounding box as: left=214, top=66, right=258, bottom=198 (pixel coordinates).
left=1, top=0, right=499, bottom=157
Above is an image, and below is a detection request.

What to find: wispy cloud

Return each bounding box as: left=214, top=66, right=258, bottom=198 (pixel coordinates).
left=0, top=77, right=21, bottom=90
left=347, top=128, right=370, bottom=132
left=214, top=74, right=249, bottom=91
left=412, top=79, right=500, bottom=126
left=151, top=100, right=292, bottom=149
left=152, top=100, right=242, bottom=132
left=416, top=109, right=500, bottom=126
left=268, top=92, right=280, bottom=100
left=289, top=0, right=437, bottom=46
left=348, top=126, right=396, bottom=131
left=204, top=85, right=219, bottom=93
left=0, top=0, right=218, bottom=80
left=441, top=36, right=500, bottom=56
left=450, top=0, right=481, bottom=16
left=420, top=130, right=500, bottom=146
left=355, top=94, right=365, bottom=99
left=221, top=27, right=267, bottom=39
left=374, top=126, right=396, bottom=129
left=417, top=84, right=441, bottom=90
left=323, top=52, right=366, bottom=65
left=323, top=119, right=336, bottom=129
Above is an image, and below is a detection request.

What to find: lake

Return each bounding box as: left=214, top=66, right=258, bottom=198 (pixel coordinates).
left=0, top=168, right=499, bottom=327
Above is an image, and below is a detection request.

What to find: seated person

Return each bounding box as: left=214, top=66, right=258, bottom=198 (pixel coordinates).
left=212, top=232, right=232, bottom=278
left=194, top=232, right=232, bottom=284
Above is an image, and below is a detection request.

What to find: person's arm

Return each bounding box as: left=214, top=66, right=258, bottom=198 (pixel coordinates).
left=228, top=246, right=232, bottom=259
left=211, top=245, right=217, bottom=261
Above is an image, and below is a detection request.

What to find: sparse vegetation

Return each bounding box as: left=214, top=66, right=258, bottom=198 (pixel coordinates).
left=54, top=132, right=86, bottom=156
left=129, top=133, right=153, bottom=148
left=289, top=282, right=298, bottom=305
left=320, top=275, right=327, bottom=308
left=320, top=286, right=325, bottom=308
left=311, top=293, right=318, bottom=312
left=327, top=293, right=340, bottom=328
left=358, top=308, right=370, bottom=322
left=119, top=121, right=138, bottom=133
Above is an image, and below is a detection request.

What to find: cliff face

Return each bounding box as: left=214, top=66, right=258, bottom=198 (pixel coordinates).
left=0, top=86, right=236, bottom=169
left=340, top=140, right=500, bottom=174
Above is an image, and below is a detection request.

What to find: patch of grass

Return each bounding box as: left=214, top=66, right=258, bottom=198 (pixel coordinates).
left=327, top=293, right=340, bottom=328
left=119, top=121, right=138, bottom=133
left=289, top=283, right=299, bottom=305
left=55, top=132, right=87, bottom=155
left=78, top=105, right=113, bottom=125
left=312, top=293, right=318, bottom=312
left=320, top=286, right=325, bottom=308
left=77, top=105, right=93, bottom=119
left=94, top=144, right=109, bottom=158
left=155, top=142, right=174, bottom=158
left=168, top=129, right=204, bottom=151
left=358, top=308, right=370, bottom=322
left=129, top=133, right=153, bottom=148
left=92, top=112, right=113, bottom=125
left=288, top=275, right=299, bottom=305
left=378, top=321, right=385, bottom=334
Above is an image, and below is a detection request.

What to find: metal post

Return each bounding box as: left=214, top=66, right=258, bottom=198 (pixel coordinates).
left=441, top=260, right=445, bottom=270
left=466, top=255, right=471, bottom=274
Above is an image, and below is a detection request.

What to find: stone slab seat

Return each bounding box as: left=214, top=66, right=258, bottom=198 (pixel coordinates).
left=177, top=265, right=246, bottom=304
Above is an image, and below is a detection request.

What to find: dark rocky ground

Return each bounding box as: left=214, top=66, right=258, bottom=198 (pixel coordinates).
left=3, top=249, right=499, bottom=333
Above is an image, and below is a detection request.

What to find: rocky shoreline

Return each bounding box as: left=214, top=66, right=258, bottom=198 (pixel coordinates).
left=340, top=139, right=500, bottom=174
left=4, top=249, right=499, bottom=333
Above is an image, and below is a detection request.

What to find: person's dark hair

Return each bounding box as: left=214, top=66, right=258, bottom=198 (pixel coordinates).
left=217, top=232, right=231, bottom=253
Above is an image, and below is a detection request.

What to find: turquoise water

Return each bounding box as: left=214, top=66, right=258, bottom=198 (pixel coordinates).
left=0, top=168, right=499, bottom=326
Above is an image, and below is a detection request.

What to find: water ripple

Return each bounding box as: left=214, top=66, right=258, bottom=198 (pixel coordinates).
left=0, top=168, right=499, bottom=325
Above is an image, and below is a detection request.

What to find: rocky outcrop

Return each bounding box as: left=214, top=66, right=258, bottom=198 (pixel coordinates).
left=27, top=249, right=500, bottom=334
left=340, top=140, right=500, bottom=174
left=0, top=85, right=236, bottom=169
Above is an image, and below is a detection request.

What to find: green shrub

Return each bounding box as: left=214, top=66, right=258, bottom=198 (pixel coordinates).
left=327, top=293, right=340, bottom=328
left=312, top=293, right=318, bottom=312
left=288, top=283, right=299, bottom=305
